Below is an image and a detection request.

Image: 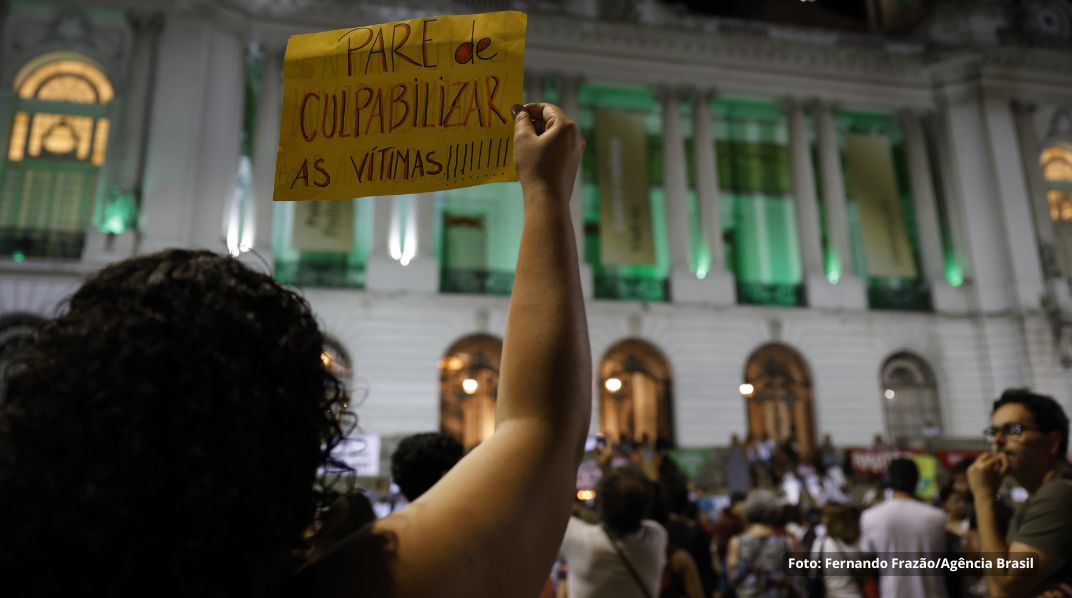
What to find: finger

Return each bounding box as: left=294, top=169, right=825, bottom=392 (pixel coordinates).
left=512, top=104, right=536, bottom=140
left=519, top=103, right=550, bottom=135
left=974, top=453, right=997, bottom=466
left=525, top=102, right=570, bottom=132
left=995, top=452, right=1009, bottom=474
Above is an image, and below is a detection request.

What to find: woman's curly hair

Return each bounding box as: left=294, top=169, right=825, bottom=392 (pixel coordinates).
left=0, top=249, right=349, bottom=594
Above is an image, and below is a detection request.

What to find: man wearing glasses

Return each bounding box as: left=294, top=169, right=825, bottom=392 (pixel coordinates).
left=968, top=389, right=1072, bottom=597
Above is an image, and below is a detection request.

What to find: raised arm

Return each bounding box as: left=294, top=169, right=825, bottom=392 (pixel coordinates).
left=308, top=103, right=590, bottom=597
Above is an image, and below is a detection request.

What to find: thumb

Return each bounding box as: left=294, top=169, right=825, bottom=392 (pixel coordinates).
left=512, top=104, right=535, bottom=140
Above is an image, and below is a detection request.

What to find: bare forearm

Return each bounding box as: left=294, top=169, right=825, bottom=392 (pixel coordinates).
left=498, top=197, right=591, bottom=451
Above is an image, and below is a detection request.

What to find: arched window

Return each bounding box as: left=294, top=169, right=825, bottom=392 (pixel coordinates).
left=1043, top=145, right=1072, bottom=275
left=741, top=343, right=815, bottom=458
left=1, top=52, right=115, bottom=259
left=879, top=352, right=940, bottom=446
left=598, top=339, right=675, bottom=446
left=439, top=334, right=502, bottom=451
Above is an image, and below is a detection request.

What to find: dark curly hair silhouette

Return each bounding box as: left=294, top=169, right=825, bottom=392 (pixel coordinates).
left=0, top=249, right=349, bottom=594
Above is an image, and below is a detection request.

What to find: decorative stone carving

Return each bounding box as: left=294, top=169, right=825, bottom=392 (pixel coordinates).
left=1019, top=0, right=1072, bottom=45
left=2, top=5, right=131, bottom=90
left=1045, top=106, right=1072, bottom=143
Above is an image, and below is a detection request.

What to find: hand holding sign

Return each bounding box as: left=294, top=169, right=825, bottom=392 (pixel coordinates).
left=512, top=103, right=584, bottom=204
left=274, top=11, right=527, bottom=202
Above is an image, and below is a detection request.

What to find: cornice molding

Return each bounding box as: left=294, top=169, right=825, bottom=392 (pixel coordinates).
left=37, top=0, right=1072, bottom=96
left=525, top=15, right=928, bottom=82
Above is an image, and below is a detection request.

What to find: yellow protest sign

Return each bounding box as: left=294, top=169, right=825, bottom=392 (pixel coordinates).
left=274, top=11, right=527, bottom=201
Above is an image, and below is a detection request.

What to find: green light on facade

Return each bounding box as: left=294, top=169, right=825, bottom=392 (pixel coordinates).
left=696, top=259, right=710, bottom=280
left=946, top=262, right=964, bottom=287
left=96, top=187, right=138, bottom=235
left=825, top=253, right=841, bottom=285
left=13, top=251, right=25, bottom=263
left=944, top=252, right=964, bottom=287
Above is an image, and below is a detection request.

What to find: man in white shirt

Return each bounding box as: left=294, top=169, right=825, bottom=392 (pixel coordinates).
left=559, top=465, right=667, bottom=598
left=860, top=458, right=948, bottom=598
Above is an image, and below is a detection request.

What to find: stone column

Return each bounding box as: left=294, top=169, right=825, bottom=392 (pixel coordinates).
left=934, top=89, right=1016, bottom=313
left=674, top=88, right=735, bottom=304
left=658, top=87, right=691, bottom=273
left=407, top=192, right=440, bottom=291
left=557, top=74, right=593, bottom=297
left=813, top=101, right=865, bottom=307
left=661, top=86, right=705, bottom=302
left=901, top=109, right=962, bottom=310
left=190, top=29, right=245, bottom=253
left=365, top=192, right=438, bottom=293
left=815, top=102, right=852, bottom=278
left=784, top=98, right=837, bottom=307
left=82, top=13, right=163, bottom=262
left=247, top=42, right=284, bottom=272
left=981, top=95, right=1046, bottom=312
left=139, top=18, right=243, bottom=255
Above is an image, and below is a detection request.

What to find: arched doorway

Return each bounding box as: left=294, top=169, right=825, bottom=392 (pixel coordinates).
left=439, top=334, right=502, bottom=451
left=598, top=339, right=674, bottom=446
left=880, top=352, right=940, bottom=446
left=741, top=343, right=815, bottom=458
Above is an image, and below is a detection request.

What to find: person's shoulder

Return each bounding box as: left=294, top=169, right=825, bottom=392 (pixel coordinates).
left=561, top=516, right=602, bottom=553
left=642, top=519, right=668, bottom=538
left=640, top=520, right=669, bottom=551
left=569, top=515, right=598, bottom=531
left=861, top=501, right=888, bottom=520
left=1037, top=477, right=1072, bottom=501
left=1023, top=477, right=1072, bottom=518
left=810, top=535, right=833, bottom=556
left=915, top=500, right=947, bottom=518
left=565, top=516, right=600, bottom=540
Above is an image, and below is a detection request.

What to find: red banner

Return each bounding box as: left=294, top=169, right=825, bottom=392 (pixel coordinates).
left=845, top=447, right=987, bottom=476
left=844, top=448, right=919, bottom=477
left=935, top=449, right=986, bottom=470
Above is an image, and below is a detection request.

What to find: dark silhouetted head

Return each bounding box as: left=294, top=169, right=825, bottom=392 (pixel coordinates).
left=598, top=465, right=654, bottom=536
left=0, top=250, right=348, bottom=593
left=390, top=432, right=464, bottom=502
left=888, top=458, right=920, bottom=495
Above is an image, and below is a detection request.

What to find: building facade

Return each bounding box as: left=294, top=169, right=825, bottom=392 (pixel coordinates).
left=2, top=0, right=1072, bottom=460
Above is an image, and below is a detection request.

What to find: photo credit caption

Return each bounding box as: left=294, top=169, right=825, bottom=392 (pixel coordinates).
left=784, top=552, right=1040, bottom=576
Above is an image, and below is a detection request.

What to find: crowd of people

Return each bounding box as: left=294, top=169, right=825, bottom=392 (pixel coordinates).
left=543, top=387, right=1072, bottom=598
left=0, top=100, right=1069, bottom=598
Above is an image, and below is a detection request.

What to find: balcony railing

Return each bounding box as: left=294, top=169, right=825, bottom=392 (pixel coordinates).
left=594, top=274, right=668, bottom=302
left=274, top=259, right=364, bottom=289
left=440, top=269, right=515, bottom=296
left=0, top=228, right=85, bottom=259
left=736, top=281, right=806, bottom=307
left=868, top=282, right=932, bottom=312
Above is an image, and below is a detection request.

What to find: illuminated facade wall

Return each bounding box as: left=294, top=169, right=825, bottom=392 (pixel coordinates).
left=1, top=0, right=1071, bottom=454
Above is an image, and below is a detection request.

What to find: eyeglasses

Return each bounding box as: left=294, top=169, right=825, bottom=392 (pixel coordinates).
left=983, top=423, right=1037, bottom=440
